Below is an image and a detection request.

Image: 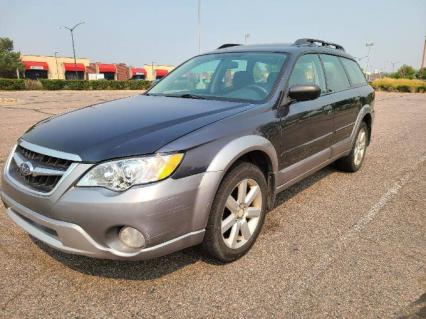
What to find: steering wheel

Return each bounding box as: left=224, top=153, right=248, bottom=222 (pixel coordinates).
left=245, top=84, right=269, bottom=98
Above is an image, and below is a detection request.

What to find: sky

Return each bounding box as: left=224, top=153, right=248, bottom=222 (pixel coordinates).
left=1, top=0, right=425, bottom=72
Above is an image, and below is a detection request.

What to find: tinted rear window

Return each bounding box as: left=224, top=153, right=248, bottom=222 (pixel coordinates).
left=320, top=54, right=350, bottom=92
left=340, top=58, right=367, bottom=86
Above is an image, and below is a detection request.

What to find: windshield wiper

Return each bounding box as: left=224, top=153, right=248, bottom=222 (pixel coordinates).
left=169, top=93, right=207, bottom=100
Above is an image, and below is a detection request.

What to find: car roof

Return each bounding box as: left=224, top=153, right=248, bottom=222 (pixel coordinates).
left=205, top=42, right=356, bottom=61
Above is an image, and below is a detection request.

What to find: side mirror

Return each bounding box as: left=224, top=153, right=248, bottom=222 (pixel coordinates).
left=288, top=85, right=321, bottom=101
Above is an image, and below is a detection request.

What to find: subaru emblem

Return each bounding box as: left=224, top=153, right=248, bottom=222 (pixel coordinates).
left=19, top=161, right=33, bottom=176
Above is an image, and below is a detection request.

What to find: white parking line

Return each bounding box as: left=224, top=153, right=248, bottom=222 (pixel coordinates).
left=275, top=153, right=426, bottom=308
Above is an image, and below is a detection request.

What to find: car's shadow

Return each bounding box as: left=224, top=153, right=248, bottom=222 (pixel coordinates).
left=31, top=236, right=224, bottom=280
left=274, top=165, right=335, bottom=207
left=31, top=165, right=337, bottom=280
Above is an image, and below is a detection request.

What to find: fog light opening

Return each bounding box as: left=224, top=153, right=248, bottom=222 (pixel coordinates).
left=118, top=227, right=145, bottom=249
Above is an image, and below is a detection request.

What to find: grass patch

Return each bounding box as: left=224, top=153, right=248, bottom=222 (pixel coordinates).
left=371, top=78, right=426, bottom=93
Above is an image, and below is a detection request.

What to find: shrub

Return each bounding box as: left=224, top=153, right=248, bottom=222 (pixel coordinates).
left=396, top=84, right=410, bottom=93
left=371, top=77, right=426, bottom=93
left=128, top=80, right=151, bottom=90
left=0, top=78, right=25, bottom=90
left=109, top=81, right=127, bottom=90
left=24, top=80, right=43, bottom=90
left=89, top=80, right=111, bottom=90
left=65, top=80, right=91, bottom=90
left=40, top=79, right=66, bottom=90
left=0, top=78, right=152, bottom=91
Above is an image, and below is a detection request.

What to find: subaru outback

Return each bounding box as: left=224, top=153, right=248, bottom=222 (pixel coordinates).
left=1, top=39, right=374, bottom=262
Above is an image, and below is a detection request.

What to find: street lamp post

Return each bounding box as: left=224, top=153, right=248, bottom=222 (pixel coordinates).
left=197, top=0, right=201, bottom=53
left=365, top=42, right=374, bottom=76
left=61, top=22, right=85, bottom=79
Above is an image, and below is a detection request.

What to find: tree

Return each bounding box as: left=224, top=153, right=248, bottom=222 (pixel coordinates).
left=395, top=64, right=416, bottom=79
left=0, top=37, right=24, bottom=78
left=416, top=67, right=426, bottom=80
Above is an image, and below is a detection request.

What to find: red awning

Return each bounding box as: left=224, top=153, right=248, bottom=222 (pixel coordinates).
left=23, top=61, right=48, bottom=71
left=98, top=64, right=116, bottom=73
left=131, top=67, right=146, bottom=76
left=155, top=69, right=169, bottom=76
left=64, top=63, right=85, bottom=72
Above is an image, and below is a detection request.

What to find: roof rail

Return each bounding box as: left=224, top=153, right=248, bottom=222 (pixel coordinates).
left=217, top=43, right=242, bottom=49
left=294, top=38, right=345, bottom=51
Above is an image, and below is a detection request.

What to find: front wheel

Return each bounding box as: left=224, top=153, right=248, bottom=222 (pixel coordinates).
left=335, top=122, right=369, bottom=172
left=202, top=162, right=268, bottom=262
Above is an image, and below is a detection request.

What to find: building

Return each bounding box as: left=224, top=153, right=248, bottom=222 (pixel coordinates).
left=86, top=63, right=118, bottom=80
left=129, top=67, right=148, bottom=80
left=21, top=55, right=90, bottom=80
left=20, top=54, right=174, bottom=81
left=143, top=64, right=175, bottom=81
left=86, top=64, right=175, bottom=81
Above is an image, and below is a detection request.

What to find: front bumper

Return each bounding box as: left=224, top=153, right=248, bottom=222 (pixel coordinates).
left=2, top=192, right=205, bottom=260
left=1, top=157, right=222, bottom=260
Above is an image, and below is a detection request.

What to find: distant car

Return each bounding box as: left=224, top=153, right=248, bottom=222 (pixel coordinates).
left=1, top=39, right=374, bottom=262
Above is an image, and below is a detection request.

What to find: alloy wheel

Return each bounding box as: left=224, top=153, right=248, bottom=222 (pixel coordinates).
left=221, top=178, right=262, bottom=249
left=354, top=127, right=367, bottom=166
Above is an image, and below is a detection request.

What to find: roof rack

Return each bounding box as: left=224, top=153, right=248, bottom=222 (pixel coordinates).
left=293, top=38, right=345, bottom=51
left=217, top=43, right=242, bottom=49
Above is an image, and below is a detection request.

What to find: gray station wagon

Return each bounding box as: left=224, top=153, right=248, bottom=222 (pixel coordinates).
left=1, top=39, right=374, bottom=262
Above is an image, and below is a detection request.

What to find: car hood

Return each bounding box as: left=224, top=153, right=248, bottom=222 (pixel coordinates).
left=21, top=95, right=252, bottom=162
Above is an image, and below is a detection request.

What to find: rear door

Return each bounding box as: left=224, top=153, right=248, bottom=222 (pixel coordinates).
left=279, top=54, right=334, bottom=168
left=319, top=54, right=361, bottom=150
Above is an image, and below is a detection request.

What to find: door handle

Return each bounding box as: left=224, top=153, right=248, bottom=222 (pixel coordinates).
left=324, top=105, right=333, bottom=114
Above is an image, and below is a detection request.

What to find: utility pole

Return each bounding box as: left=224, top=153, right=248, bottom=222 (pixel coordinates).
left=61, top=22, right=85, bottom=79
left=390, top=61, right=399, bottom=73
left=244, top=33, right=250, bottom=44
left=54, top=51, right=60, bottom=79
left=197, top=0, right=201, bottom=53
left=365, top=42, right=374, bottom=76
left=421, top=36, right=426, bottom=69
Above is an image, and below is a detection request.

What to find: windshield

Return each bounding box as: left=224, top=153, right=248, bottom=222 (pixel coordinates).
left=148, top=52, right=288, bottom=103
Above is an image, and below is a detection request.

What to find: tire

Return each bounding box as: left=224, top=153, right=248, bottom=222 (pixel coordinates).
left=335, top=122, right=369, bottom=172
left=202, top=162, right=268, bottom=262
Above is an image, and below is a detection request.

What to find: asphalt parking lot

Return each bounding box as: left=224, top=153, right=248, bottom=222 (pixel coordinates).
left=0, top=90, right=425, bottom=318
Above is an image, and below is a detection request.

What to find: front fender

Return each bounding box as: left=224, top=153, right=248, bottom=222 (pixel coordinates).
left=206, top=135, right=278, bottom=174
left=187, top=135, right=279, bottom=231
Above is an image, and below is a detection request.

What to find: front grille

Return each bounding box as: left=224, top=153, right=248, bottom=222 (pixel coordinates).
left=17, top=145, right=73, bottom=170
left=8, top=145, right=74, bottom=193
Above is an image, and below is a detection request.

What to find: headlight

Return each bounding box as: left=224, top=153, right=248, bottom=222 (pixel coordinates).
left=77, top=153, right=184, bottom=191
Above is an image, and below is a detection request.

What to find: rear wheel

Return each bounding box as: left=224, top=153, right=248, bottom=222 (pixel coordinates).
left=202, top=162, right=267, bottom=262
left=335, top=122, right=369, bottom=172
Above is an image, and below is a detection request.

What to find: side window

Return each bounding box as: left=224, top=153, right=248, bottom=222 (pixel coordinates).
left=340, top=58, right=367, bottom=86
left=288, top=54, right=326, bottom=93
left=320, top=54, right=350, bottom=92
